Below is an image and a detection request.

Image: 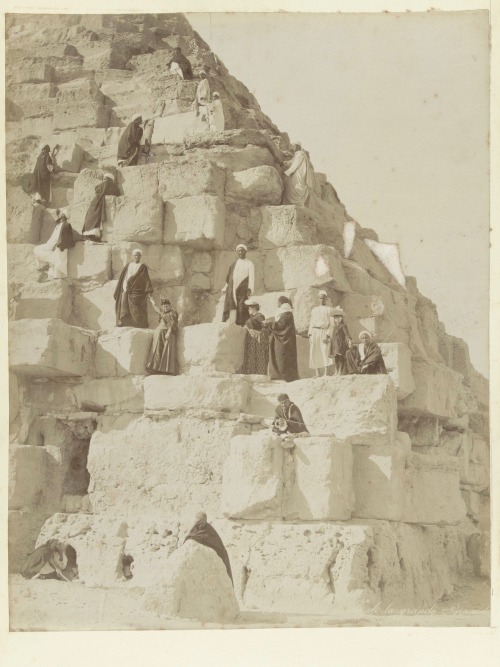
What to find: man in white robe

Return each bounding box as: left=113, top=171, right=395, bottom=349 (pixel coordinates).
left=193, top=71, right=211, bottom=124
left=282, top=144, right=316, bottom=207
left=308, top=290, right=334, bottom=376
left=208, top=92, right=225, bottom=132
left=222, top=244, right=255, bottom=326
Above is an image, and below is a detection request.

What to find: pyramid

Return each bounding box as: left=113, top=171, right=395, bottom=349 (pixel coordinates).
left=6, top=13, right=489, bottom=617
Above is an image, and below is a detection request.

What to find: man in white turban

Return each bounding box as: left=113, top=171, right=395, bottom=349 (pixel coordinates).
left=222, top=244, right=255, bottom=326
left=308, top=290, right=335, bottom=377
left=282, top=143, right=316, bottom=207
left=114, top=248, right=153, bottom=328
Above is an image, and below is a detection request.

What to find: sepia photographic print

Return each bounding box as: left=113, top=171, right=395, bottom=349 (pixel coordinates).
left=2, top=1, right=495, bottom=657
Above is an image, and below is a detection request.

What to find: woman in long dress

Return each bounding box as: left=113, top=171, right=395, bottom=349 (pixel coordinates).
left=31, top=144, right=53, bottom=205
left=267, top=296, right=299, bottom=382
left=241, top=300, right=270, bottom=375
left=33, top=211, right=75, bottom=279
left=146, top=295, right=179, bottom=375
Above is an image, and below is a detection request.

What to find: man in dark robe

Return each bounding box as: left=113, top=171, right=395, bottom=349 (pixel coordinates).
left=267, top=297, right=299, bottom=382
left=272, top=393, right=308, bottom=436
left=117, top=115, right=144, bottom=167
left=20, top=539, right=67, bottom=580
left=114, top=248, right=153, bottom=328
left=184, top=512, right=233, bottom=584
left=167, top=47, right=193, bottom=80
left=31, top=144, right=53, bottom=204
left=82, top=172, right=119, bottom=241
left=345, top=331, right=387, bottom=375
left=222, top=244, right=255, bottom=326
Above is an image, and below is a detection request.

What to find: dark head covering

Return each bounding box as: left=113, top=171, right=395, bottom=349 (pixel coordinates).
left=278, top=393, right=290, bottom=403
left=278, top=296, right=293, bottom=307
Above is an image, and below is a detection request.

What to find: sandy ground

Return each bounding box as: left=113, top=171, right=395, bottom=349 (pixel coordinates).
left=8, top=574, right=490, bottom=631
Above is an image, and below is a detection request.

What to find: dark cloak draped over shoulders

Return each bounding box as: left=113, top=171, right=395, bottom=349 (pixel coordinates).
left=184, top=521, right=233, bottom=583
left=245, top=312, right=265, bottom=331
left=345, top=341, right=387, bottom=375
left=167, top=52, right=193, bottom=78
left=55, top=220, right=76, bottom=251
left=82, top=179, right=119, bottom=233
left=20, top=539, right=59, bottom=579
left=117, top=122, right=143, bottom=161
left=273, top=402, right=308, bottom=434
left=268, top=311, right=299, bottom=382
left=32, top=151, right=53, bottom=202
left=114, top=263, right=153, bottom=328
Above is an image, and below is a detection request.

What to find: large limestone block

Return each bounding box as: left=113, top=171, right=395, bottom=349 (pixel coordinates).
left=143, top=541, right=239, bottom=622
left=284, top=437, right=353, bottom=521
left=9, top=319, right=93, bottom=377
left=467, top=531, right=490, bottom=578
left=51, top=142, right=84, bottom=173
left=9, top=372, right=20, bottom=426
left=71, top=281, right=118, bottom=331
left=9, top=82, right=58, bottom=102
left=7, top=59, right=55, bottom=84
left=8, top=510, right=52, bottom=574
left=398, top=413, right=440, bottom=447
left=9, top=445, right=62, bottom=511
left=352, top=444, right=405, bottom=521
left=400, top=360, right=463, bottom=418
left=249, top=376, right=397, bottom=446
left=95, top=328, right=153, bottom=378
left=56, top=78, right=104, bottom=105
left=118, top=163, right=159, bottom=199
left=151, top=112, right=213, bottom=145
left=107, top=196, right=164, bottom=244
left=221, top=432, right=284, bottom=519
left=201, top=145, right=274, bottom=172
left=264, top=245, right=351, bottom=292
left=179, top=323, right=246, bottom=374
left=256, top=205, right=317, bottom=249
left=225, top=166, right=283, bottom=206
left=111, top=242, right=184, bottom=285
left=67, top=242, right=112, bottom=282
left=463, top=436, right=489, bottom=492
left=164, top=195, right=225, bottom=249
left=73, top=377, right=145, bottom=414
left=403, top=451, right=466, bottom=525
left=53, top=102, right=110, bottom=131
left=87, top=417, right=249, bottom=516
left=158, top=158, right=226, bottom=200
left=6, top=188, right=45, bottom=244
left=144, top=375, right=250, bottom=414
left=9, top=280, right=72, bottom=322
left=379, top=343, right=415, bottom=400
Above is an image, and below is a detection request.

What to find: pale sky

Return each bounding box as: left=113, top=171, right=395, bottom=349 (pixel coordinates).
left=189, top=11, right=490, bottom=377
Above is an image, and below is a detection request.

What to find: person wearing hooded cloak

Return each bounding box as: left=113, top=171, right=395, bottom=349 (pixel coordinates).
left=222, top=244, right=255, bottom=326
left=31, top=144, right=53, bottom=205
left=82, top=173, right=119, bottom=241
left=184, top=512, right=233, bottom=584
left=167, top=47, right=193, bottom=80
left=114, top=248, right=153, bottom=328
left=267, top=296, right=299, bottom=382
left=282, top=144, right=316, bottom=207
left=20, top=539, right=67, bottom=580
left=117, top=115, right=143, bottom=167
left=34, top=211, right=75, bottom=279
left=345, top=331, right=388, bottom=375
left=272, top=393, right=308, bottom=436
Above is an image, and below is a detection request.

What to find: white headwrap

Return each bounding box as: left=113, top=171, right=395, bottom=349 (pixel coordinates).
left=103, top=172, right=115, bottom=181
left=318, top=290, right=328, bottom=298
left=236, top=243, right=248, bottom=252
left=359, top=330, right=372, bottom=339
left=275, top=302, right=293, bottom=321
left=131, top=113, right=142, bottom=122
left=131, top=248, right=143, bottom=256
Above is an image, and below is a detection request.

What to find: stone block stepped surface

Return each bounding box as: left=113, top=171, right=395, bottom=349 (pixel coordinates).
left=7, top=13, right=490, bottom=615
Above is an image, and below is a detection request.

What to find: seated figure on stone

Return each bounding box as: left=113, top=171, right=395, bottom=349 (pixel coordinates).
left=82, top=172, right=120, bottom=242
left=184, top=512, right=233, bottom=585
left=167, top=47, right=193, bottom=80
left=328, top=307, right=352, bottom=376
left=272, top=393, right=309, bottom=438
left=222, top=244, right=255, bottom=326
left=117, top=114, right=144, bottom=167
left=146, top=294, right=179, bottom=376
left=207, top=92, right=225, bottom=132
left=20, top=539, right=71, bottom=582
left=345, top=330, right=387, bottom=375
left=241, top=299, right=270, bottom=375
left=308, top=290, right=335, bottom=377
left=193, top=69, right=211, bottom=123
left=34, top=210, right=75, bottom=280
left=114, top=248, right=153, bottom=328
left=282, top=143, right=316, bottom=207
left=266, top=296, right=299, bottom=383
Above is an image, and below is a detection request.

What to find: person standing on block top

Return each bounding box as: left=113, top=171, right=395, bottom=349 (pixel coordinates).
left=346, top=330, right=387, bottom=375
left=82, top=172, right=120, bottom=242
left=329, top=307, right=353, bottom=375
left=184, top=512, right=233, bottom=585
left=30, top=144, right=53, bottom=205
left=267, top=296, right=299, bottom=382
left=146, top=295, right=179, bottom=376
left=117, top=114, right=143, bottom=167
left=308, top=290, right=335, bottom=377
left=208, top=92, right=225, bottom=132
left=193, top=69, right=211, bottom=121
left=167, top=47, right=193, bottom=80
left=241, top=299, right=270, bottom=375
left=33, top=210, right=75, bottom=280
left=222, top=244, right=255, bottom=326
left=114, top=248, right=153, bottom=328
left=272, top=393, right=309, bottom=437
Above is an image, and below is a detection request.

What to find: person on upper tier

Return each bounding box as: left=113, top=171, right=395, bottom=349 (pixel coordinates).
left=267, top=296, right=299, bottom=383
left=208, top=92, right=225, bottom=132
left=33, top=210, right=75, bottom=279
left=117, top=114, right=143, bottom=167
left=114, top=248, right=153, bottom=328
left=167, top=47, right=193, bottom=80
left=31, top=144, right=54, bottom=205
left=345, top=330, right=388, bottom=375
left=193, top=70, right=211, bottom=121
left=184, top=512, right=233, bottom=584
left=282, top=143, right=316, bottom=207
left=272, top=393, right=308, bottom=437
left=146, top=294, right=179, bottom=375
left=241, top=300, right=270, bottom=375
left=222, top=244, right=255, bottom=326
left=308, top=290, right=335, bottom=377
left=82, top=172, right=120, bottom=242
left=329, top=307, right=352, bottom=376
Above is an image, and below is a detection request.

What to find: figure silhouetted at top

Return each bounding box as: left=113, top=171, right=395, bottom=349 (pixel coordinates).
left=117, top=114, right=143, bottom=167
left=114, top=248, right=153, bottom=328
left=167, top=46, right=193, bottom=80
left=184, top=512, right=233, bottom=585
left=222, top=244, right=255, bottom=326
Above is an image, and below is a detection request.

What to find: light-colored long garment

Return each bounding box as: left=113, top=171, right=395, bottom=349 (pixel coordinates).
left=230, top=258, right=254, bottom=302
left=33, top=222, right=68, bottom=279
left=208, top=99, right=225, bottom=131
left=308, top=305, right=334, bottom=369
left=283, top=150, right=316, bottom=206
left=170, top=62, right=184, bottom=79
left=122, top=261, right=141, bottom=292
left=196, top=78, right=211, bottom=105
